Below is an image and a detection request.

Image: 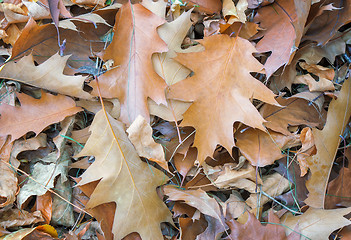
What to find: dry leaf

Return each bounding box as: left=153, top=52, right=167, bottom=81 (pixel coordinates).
left=296, top=127, right=316, bottom=177
left=0, top=53, right=91, bottom=99
left=254, top=0, right=311, bottom=77
left=0, top=209, right=43, bottom=229
left=281, top=207, right=351, bottom=240
left=203, top=162, right=261, bottom=192
left=164, top=185, right=227, bottom=233
left=0, top=91, right=81, bottom=141
left=236, top=128, right=300, bottom=166
left=223, top=191, right=250, bottom=219
left=260, top=93, right=326, bottom=135
left=0, top=138, right=16, bottom=208
left=186, top=0, right=222, bottom=13
left=304, top=79, right=351, bottom=208
left=246, top=172, right=290, bottom=210
left=325, top=167, right=351, bottom=209
left=90, top=2, right=168, bottom=124
left=304, top=0, right=351, bottom=45
left=227, top=211, right=288, bottom=240
left=168, top=34, right=279, bottom=164
left=76, top=110, right=173, bottom=239
left=126, top=115, right=168, bottom=171
left=150, top=9, right=198, bottom=121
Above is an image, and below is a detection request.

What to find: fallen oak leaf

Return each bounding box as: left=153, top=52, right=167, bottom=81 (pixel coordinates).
left=226, top=211, right=293, bottom=240
left=260, top=92, right=327, bottom=136
left=281, top=207, right=351, bottom=240
left=325, top=167, right=351, bottom=209
left=126, top=115, right=169, bottom=172
left=235, top=128, right=300, bottom=167
left=76, top=110, right=173, bottom=240
left=90, top=2, right=168, bottom=124
left=164, top=185, right=230, bottom=238
left=168, top=34, right=279, bottom=164
left=304, top=78, right=351, bottom=208
left=0, top=53, right=92, bottom=99
left=254, top=0, right=311, bottom=78
left=0, top=91, right=82, bottom=141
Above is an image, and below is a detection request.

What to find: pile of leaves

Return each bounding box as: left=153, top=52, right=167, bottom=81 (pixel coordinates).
left=0, top=0, right=351, bottom=239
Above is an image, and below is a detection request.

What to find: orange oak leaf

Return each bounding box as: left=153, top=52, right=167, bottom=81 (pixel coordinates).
left=90, top=2, right=168, bottom=124
left=235, top=128, right=299, bottom=167
left=254, top=0, right=311, bottom=77
left=0, top=91, right=81, bottom=141
left=304, top=78, right=351, bottom=208
left=168, top=34, right=279, bottom=164
left=227, top=211, right=294, bottom=240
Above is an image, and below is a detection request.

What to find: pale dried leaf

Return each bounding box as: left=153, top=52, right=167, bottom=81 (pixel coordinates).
left=305, top=79, right=351, bottom=208
left=0, top=53, right=91, bottom=99
left=281, top=207, right=351, bottom=240
left=127, top=115, right=168, bottom=171
left=76, top=110, right=173, bottom=240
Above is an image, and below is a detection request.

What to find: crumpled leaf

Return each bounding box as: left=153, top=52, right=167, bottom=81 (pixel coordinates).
left=179, top=216, right=208, bottom=240
left=281, top=207, right=351, bottom=240
left=126, top=115, right=168, bottom=171
left=0, top=91, right=81, bottom=141
left=220, top=0, right=248, bottom=33
left=296, top=127, right=316, bottom=177
left=203, top=162, right=262, bottom=192
left=246, top=172, right=290, bottom=210
left=294, top=74, right=335, bottom=92
left=0, top=209, right=43, bottom=229
left=0, top=53, right=91, bottom=99
left=168, top=34, right=279, bottom=164
left=90, top=2, right=168, bottom=124
left=195, top=215, right=224, bottom=240
left=17, top=161, right=65, bottom=208
left=9, top=133, right=47, bottom=168
left=76, top=110, right=173, bottom=240
left=0, top=137, right=16, bottom=208
left=223, top=191, right=250, bottom=219
left=163, top=185, right=227, bottom=233
left=0, top=224, right=57, bottom=240
left=272, top=33, right=349, bottom=90
left=304, top=79, right=351, bottom=208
